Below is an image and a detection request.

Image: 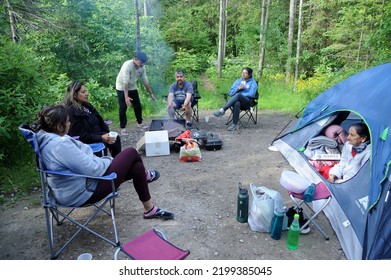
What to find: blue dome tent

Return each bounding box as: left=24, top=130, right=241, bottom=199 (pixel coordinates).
left=273, top=63, right=391, bottom=259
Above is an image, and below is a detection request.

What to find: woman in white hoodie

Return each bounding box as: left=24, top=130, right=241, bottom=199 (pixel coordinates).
left=34, top=104, right=174, bottom=220
left=327, top=122, right=371, bottom=183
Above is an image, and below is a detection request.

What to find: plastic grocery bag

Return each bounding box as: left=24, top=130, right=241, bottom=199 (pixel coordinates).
left=248, top=184, right=285, bottom=233
left=179, top=140, right=202, bottom=162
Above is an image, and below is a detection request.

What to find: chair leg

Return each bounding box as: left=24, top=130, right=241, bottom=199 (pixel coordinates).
left=44, top=198, right=120, bottom=259
left=192, top=105, right=199, bottom=122
left=289, top=195, right=331, bottom=240
left=225, top=109, right=234, bottom=125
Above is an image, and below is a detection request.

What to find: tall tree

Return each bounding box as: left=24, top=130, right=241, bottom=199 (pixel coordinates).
left=285, top=0, right=296, bottom=84
left=217, top=0, right=227, bottom=78
left=258, top=0, right=271, bottom=80
left=5, top=0, right=18, bottom=42
left=294, top=0, right=303, bottom=89
left=135, top=0, right=141, bottom=52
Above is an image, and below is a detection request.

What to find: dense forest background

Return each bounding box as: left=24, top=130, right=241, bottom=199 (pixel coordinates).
left=0, top=0, right=390, bottom=198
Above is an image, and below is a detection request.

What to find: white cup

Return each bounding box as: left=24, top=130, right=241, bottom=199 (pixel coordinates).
left=109, top=131, right=118, bottom=141
left=77, top=253, right=93, bottom=260
left=205, top=116, right=210, bottom=123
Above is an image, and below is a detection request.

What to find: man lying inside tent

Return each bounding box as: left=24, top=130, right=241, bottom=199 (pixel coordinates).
left=327, top=123, right=371, bottom=183
left=304, top=124, right=347, bottom=178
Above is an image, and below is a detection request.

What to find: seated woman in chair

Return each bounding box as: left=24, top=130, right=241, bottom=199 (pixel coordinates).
left=213, top=67, right=258, bottom=131
left=33, top=104, right=173, bottom=220
left=327, top=123, right=371, bottom=183
left=64, top=81, right=121, bottom=157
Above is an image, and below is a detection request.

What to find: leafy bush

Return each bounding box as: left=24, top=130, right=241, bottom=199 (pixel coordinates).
left=0, top=39, right=54, bottom=164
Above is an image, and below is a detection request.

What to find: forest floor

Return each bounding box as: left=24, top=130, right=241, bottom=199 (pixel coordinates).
left=0, top=109, right=347, bottom=260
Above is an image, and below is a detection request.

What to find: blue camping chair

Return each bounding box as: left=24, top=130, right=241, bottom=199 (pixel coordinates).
left=18, top=124, right=120, bottom=259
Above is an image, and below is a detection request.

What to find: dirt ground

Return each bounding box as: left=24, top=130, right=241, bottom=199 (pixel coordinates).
left=0, top=109, right=347, bottom=260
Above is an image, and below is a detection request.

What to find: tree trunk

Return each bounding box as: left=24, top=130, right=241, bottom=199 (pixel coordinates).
left=6, top=0, right=19, bottom=43
left=285, top=0, right=296, bottom=85
left=294, top=0, right=303, bottom=89
left=143, top=0, right=148, bottom=16
left=134, top=0, right=141, bottom=52
left=258, top=0, right=271, bottom=80
left=217, top=0, right=227, bottom=79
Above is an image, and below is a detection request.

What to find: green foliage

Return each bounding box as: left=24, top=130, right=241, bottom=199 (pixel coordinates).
left=0, top=38, right=54, bottom=163
left=167, top=49, right=209, bottom=80
left=84, top=80, right=118, bottom=112
left=159, top=0, right=218, bottom=55
left=0, top=152, right=38, bottom=198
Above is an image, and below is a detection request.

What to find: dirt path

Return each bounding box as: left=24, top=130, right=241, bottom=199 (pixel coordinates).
left=0, top=110, right=346, bottom=260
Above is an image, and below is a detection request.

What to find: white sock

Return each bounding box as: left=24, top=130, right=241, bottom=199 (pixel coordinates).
left=219, top=108, right=224, bottom=113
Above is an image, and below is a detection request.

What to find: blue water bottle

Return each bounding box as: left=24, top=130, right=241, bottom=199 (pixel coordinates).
left=270, top=207, right=286, bottom=240
left=303, top=183, right=316, bottom=203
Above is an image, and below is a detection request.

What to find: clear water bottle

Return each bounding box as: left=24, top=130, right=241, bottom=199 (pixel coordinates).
left=236, top=183, right=249, bottom=223
left=270, top=207, right=286, bottom=240
left=303, top=183, right=316, bottom=203
left=286, top=213, right=300, bottom=250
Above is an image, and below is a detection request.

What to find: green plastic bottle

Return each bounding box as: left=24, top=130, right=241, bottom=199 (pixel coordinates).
left=286, top=213, right=300, bottom=250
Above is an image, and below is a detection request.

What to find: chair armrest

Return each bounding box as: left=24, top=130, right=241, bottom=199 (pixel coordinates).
left=89, top=142, right=106, bottom=153
left=41, top=169, right=117, bottom=181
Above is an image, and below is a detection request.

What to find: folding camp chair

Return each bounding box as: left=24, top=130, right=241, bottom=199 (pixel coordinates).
left=166, top=81, right=201, bottom=123
left=114, top=229, right=190, bottom=260
left=18, top=124, right=120, bottom=259
left=223, top=82, right=259, bottom=128
left=287, top=181, right=332, bottom=240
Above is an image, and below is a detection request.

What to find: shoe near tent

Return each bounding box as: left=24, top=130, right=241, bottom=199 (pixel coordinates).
left=272, top=63, right=391, bottom=260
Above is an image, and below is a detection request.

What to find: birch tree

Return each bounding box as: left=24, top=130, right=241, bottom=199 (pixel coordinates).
left=258, top=0, right=271, bottom=80
left=135, top=0, right=141, bottom=52
left=294, top=0, right=303, bottom=89
left=285, top=0, right=296, bottom=85
left=217, top=0, right=227, bottom=78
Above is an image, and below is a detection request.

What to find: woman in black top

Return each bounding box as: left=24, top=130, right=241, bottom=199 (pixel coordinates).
left=64, top=81, right=121, bottom=157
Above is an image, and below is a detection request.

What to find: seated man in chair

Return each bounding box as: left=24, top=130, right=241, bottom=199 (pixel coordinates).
left=213, top=67, right=258, bottom=131
left=166, top=70, right=194, bottom=127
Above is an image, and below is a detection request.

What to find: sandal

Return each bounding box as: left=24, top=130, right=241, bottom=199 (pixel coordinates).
left=120, top=129, right=129, bottom=136
left=144, top=207, right=174, bottom=220
left=146, top=169, right=160, bottom=183
left=137, top=123, right=149, bottom=129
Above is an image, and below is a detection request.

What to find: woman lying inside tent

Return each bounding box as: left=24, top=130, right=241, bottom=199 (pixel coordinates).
left=304, top=124, right=347, bottom=178
left=327, top=122, right=371, bottom=183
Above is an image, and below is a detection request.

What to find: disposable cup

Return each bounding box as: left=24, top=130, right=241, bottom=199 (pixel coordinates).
left=109, top=131, right=118, bottom=141
left=77, top=253, right=93, bottom=260
left=205, top=116, right=210, bottom=123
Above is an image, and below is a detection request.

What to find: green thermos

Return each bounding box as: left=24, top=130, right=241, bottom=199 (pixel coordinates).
left=237, top=183, right=249, bottom=223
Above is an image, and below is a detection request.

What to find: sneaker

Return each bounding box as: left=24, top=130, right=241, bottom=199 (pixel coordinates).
left=120, top=129, right=129, bottom=136
left=227, top=124, right=239, bottom=131
left=286, top=206, right=311, bottom=234
left=144, top=207, right=174, bottom=220
left=146, top=169, right=160, bottom=183
left=213, top=109, right=225, bottom=117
